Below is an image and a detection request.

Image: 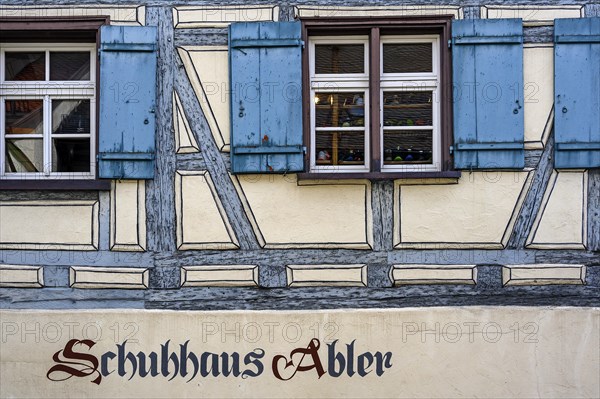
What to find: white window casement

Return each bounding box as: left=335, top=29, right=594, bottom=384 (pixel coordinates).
left=308, top=33, right=442, bottom=174
left=0, top=43, right=96, bottom=180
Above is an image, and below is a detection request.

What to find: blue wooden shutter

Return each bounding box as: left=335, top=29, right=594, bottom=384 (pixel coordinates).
left=229, top=22, right=304, bottom=174
left=98, top=26, right=157, bottom=179
left=554, top=17, right=600, bottom=169
left=452, top=19, right=525, bottom=169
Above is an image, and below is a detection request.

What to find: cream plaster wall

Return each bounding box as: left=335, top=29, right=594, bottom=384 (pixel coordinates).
left=110, top=181, right=146, bottom=252
left=173, top=92, right=200, bottom=154
left=233, top=175, right=372, bottom=249
left=527, top=171, right=587, bottom=249
left=174, top=5, right=278, bottom=28
left=0, top=5, right=145, bottom=25
left=395, top=171, right=532, bottom=249
left=1, top=307, right=598, bottom=398
left=481, top=5, right=584, bottom=25
left=295, top=5, right=462, bottom=18
left=175, top=170, right=239, bottom=250
left=523, top=44, right=554, bottom=149
left=0, top=200, right=99, bottom=250
left=178, top=47, right=230, bottom=152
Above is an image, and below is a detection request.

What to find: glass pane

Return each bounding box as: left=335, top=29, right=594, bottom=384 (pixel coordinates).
left=383, top=91, right=432, bottom=127
left=315, top=92, right=365, bottom=128
left=5, top=139, right=43, bottom=173
left=50, top=52, right=91, bottom=80
left=315, top=131, right=365, bottom=166
left=4, top=100, right=44, bottom=135
left=5, top=52, right=45, bottom=81
left=382, top=43, right=432, bottom=73
left=52, top=138, right=91, bottom=172
left=52, top=100, right=91, bottom=134
left=315, top=44, right=364, bottom=74
left=383, top=130, right=433, bottom=165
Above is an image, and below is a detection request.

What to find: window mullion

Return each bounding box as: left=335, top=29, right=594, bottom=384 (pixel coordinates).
left=43, top=95, right=51, bottom=175
left=369, top=27, right=381, bottom=172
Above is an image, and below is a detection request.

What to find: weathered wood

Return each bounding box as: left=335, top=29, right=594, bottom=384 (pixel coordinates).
left=145, top=7, right=177, bottom=254
left=525, top=149, right=542, bottom=169
left=174, top=29, right=228, bottom=47
left=176, top=152, right=207, bottom=170
left=524, top=25, right=553, bottom=43
left=462, top=6, right=480, bottom=19
left=0, top=191, right=98, bottom=201
left=0, top=250, right=154, bottom=267
left=98, top=190, right=110, bottom=251
left=371, top=181, right=394, bottom=252
left=507, top=134, right=555, bottom=248
left=175, top=52, right=261, bottom=250
left=585, top=4, right=600, bottom=17
left=588, top=169, right=600, bottom=252
left=367, top=263, right=393, bottom=288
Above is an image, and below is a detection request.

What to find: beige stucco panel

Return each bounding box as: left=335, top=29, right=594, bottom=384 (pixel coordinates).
left=111, top=181, right=146, bottom=251
left=523, top=45, right=554, bottom=148
left=296, top=6, right=461, bottom=19
left=0, top=201, right=98, bottom=250
left=236, top=175, right=372, bottom=248
left=397, top=172, right=530, bottom=246
left=530, top=172, right=586, bottom=247
left=173, top=91, right=200, bottom=153
left=174, top=5, right=278, bottom=28
left=179, top=47, right=230, bottom=151
left=0, top=307, right=598, bottom=398
left=176, top=171, right=238, bottom=250
left=0, top=6, right=145, bottom=25
left=482, top=6, right=583, bottom=23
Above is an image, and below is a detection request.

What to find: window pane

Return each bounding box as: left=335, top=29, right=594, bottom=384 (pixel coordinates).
left=4, top=139, right=43, bottom=173
left=4, top=100, right=44, bottom=135
left=383, top=91, right=432, bottom=127
left=5, top=52, right=45, bottom=81
left=50, top=52, right=91, bottom=80
left=315, top=44, right=364, bottom=74
left=52, top=138, right=91, bottom=172
left=315, top=92, right=365, bottom=128
left=383, top=43, right=432, bottom=73
left=52, top=100, right=91, bottom=134
left=383, top=130, right=433, bottom=165
left=315, top=131, right=365, bottom=166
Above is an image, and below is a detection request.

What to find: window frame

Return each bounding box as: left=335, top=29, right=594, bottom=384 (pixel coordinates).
left=300, top=16, right=458, bottom=180
left=0, top=16, right=110, bottom=190
left=0, top=42, right=97, bottom=180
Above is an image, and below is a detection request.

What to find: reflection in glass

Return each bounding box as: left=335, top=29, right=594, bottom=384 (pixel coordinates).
left=383, top=130, right=433, bottom=165
left=315, top=131, right=365, bottom=166
left=52, top=100, right=91, bottom=134
left=52, top=138, right=91, bottom=172
left=315, top=92, right=365, bottom=128
left=5, top=100, right=44, bottom=135
left=4, top=139, right=43, bottom=173
left=50, top=52, right=91, bottom=80
left=5, top=52, right=45, bottom=81
left=315, top=44, right=364, bottom=74
left=383, top=92, right=432, bottom=127
left=382, top=43, right=432, bottom=73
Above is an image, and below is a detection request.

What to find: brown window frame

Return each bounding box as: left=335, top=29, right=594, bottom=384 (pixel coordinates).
left=299, top=16, right=460, bottom=181
left=0, top=16, right=111, bottom=190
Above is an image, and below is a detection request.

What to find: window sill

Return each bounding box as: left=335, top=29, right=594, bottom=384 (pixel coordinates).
left=297, top=171, right=462, bottom=182
left=0, top=180, right=112, bottom=191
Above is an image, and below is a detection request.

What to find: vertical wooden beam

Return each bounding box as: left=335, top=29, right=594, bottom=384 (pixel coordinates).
left=145, top=7, right=177, bottom=255
left=587, top=169, right=600, bottom=251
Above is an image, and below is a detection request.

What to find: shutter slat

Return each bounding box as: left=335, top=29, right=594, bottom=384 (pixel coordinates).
left=98, top=25, right=157, bottom=179
left=229, top=22, right=304, bottom=174
left=452, top=19, right=525, bottom=170
left=554, top=17, right=600, bottom=169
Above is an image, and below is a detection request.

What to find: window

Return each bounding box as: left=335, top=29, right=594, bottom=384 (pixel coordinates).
left=303, top=17, right=453, bottom=176
left=0, top=43, right=96, bottom=179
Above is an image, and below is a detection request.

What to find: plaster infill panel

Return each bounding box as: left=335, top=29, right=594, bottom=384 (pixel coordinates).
left=233, top=175, right=372, bottom=249
left=0, top=6, right=145, bottom=26
left=295, top=5, right=461, bottom=19
left=178, top=47, right=230, bottom=152
left=0, top=265, right=43, bottom=288
left=111, top=180, right=146, bottom=251
left=175, top=171, right=239, bottom=250
left=523, top=45, right=554, bottom=149
left=181, top=265, right=258, bottom=287
left=395, top=171, right=531, bottom=248
left=527, top=171, right=587, bottom=249
left=481, top=6, right=584, bottom=25
left=174, top=5, right=278, bottom=28
left=173, top=92, right=200, bottom=154
left=0, top=200, right=99, bottom=250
